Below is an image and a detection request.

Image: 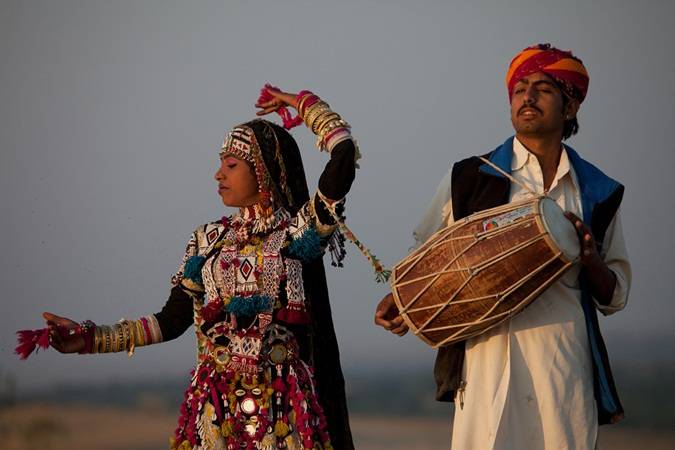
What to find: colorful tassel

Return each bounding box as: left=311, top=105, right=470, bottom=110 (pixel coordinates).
left=15, top=328, right=50, bottom=360
left=224, top=295, right=272, bottom=318
left=257, top=84, right=303, bottom=130
left=287, top=227, right=323, bottom=262
left=277, top=305, right=311, bottom=325
left=183, top=255, right=206, bottom=285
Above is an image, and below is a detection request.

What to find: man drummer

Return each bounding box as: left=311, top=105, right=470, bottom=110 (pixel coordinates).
left=375, top=43, right=631, bottom=449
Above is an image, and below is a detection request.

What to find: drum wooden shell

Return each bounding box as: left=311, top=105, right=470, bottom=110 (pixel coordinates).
left=391, top=197, right=579, bottom=348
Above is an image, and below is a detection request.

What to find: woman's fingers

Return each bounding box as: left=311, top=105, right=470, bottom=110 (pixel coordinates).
left=265, top=89, right=298, bottom=108
left=255, top=99, right=280, bottom=109
left=42, top=311, right=61, bottom=323
left=256, top=106, right=281, bottom=116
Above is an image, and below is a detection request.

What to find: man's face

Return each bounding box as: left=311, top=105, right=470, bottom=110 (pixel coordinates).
left=510, top=72, right=574, bottom=139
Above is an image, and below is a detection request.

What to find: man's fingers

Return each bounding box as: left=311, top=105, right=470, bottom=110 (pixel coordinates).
left=392, top=322, right=409, bottom=335
left=374, top=312, right=406, bottom=333
left=374, top=315, right=391, bottom=328
left=389, top=316, right=405, bottom=327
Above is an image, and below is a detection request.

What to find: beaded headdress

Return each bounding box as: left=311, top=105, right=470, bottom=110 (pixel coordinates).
left=220, top=121, right=296, bottom=226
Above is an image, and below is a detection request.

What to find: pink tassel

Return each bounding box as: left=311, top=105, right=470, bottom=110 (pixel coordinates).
left=257, top=84, right=303, bottom=130
left=15, top=328, right=50, bottom=360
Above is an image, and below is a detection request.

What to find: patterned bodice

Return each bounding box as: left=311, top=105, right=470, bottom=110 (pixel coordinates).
left=172, top=203, right=332, bottom=368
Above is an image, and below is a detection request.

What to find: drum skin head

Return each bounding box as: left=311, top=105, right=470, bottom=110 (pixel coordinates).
left=539, top=198, right=580, bottom=262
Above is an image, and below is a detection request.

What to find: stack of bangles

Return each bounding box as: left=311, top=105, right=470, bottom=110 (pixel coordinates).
left=296, top=90, right=352, bottom=152
left=74, top=316, right=162, bottom=356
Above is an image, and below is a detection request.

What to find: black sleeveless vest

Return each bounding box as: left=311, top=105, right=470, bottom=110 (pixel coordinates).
left=433, top=149, right=625, bottom=425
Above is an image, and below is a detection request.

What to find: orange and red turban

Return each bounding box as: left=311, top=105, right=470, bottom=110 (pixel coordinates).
left=506, top=43, right=589, bottom=103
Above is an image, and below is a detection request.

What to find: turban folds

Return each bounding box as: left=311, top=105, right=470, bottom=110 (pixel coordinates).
left=506, top=43, right=589, bottom=103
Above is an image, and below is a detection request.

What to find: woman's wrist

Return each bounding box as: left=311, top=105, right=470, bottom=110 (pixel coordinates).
left=296, top=91, right=352, bottom=151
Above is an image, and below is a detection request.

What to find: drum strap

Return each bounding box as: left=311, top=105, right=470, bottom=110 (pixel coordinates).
left=478, top=156, right=538, bottom=197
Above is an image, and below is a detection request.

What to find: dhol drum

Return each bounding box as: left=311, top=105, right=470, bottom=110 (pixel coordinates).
left=391, top=195, right=580, bottom=348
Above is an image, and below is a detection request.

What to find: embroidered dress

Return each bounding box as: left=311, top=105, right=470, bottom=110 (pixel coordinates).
left=170, top=203, right=341, bottom=450
left=158, top=119, right=357, bottom=450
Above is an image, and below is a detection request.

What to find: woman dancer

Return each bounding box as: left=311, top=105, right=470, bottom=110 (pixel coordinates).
left=18, top=87, right=358, bottom=450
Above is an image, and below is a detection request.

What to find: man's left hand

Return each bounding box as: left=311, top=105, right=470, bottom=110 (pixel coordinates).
left=564, top=211, right=603, bottom=268
left=564, top=211, right=617, bottom=305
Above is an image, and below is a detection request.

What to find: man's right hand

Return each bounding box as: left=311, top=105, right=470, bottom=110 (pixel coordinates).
left=374, top=293, right=409, bottom=336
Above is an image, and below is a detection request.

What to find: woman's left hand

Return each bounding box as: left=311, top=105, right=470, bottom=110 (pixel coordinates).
left=255, top=88, right=298, bottom=116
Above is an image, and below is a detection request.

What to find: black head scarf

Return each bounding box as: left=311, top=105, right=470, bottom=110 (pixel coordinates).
left=235, top=119, right=355, bottom=449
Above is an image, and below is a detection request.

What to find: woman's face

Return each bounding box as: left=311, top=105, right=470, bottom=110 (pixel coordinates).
left=214, top=155, right=262, bottom=207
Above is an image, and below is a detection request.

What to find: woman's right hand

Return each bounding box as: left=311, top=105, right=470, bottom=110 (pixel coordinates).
left=255, top=88, right=299, bottom=116
left=43, top=312, right=85, bottom=353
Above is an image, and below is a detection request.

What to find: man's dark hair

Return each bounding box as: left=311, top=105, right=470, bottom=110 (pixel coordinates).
left=561, top=95, right=579, bottom=140
left=556, top=81, right=580, bottom=141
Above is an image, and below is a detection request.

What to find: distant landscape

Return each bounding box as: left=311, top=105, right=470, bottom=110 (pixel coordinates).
left=1, top=359, right=674, bottom=449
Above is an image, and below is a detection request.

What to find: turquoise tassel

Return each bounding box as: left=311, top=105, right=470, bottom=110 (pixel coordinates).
left=183, top=255, right=206, bottom=284
left=225, top=295, right=272, bottom=317
left=288, top=227, right=323, bottom=262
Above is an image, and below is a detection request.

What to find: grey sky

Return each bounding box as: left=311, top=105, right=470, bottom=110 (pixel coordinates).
left=2, top=0, right=674, bottom=389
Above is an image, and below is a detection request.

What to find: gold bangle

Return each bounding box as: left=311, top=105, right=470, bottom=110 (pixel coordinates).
left=97, top=326, right=104, bottom=353
left=312, top=111, right=340, bottom=134
left=300, top=96, right=325, bottom=120
left=320, top=119, right=351, bottom=138
left=303, top=102, right=330, bottom=128
left=307, top=108, right=330, bottom=133
left=103, top=326, right=111, bottom=353
left=114, top=324, right=123, bottom=352
left=106, top=326, right=114, bottom=352
left=99, top=326, right=106, bottom=353
left=134, top=320, right=145, bottom=347
left=120, top=319, right=129, bottom=352
left=118, top=321, right=127, bottom=352
left=126, top=320, right=135, bottom=350
left=124, top=320, right=132, bottom=350
left=91, top=328, right=99, bottom=354
left=122, top=320, right=135, bottom=356
left=315, top=113, right=342, bottom=135
left=109, top=325, right=117, bottom=352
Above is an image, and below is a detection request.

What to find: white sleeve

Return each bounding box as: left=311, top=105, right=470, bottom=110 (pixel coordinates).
left=594, top=209, right=631, bottom=315
left=412, top=168, right=454, bottom=249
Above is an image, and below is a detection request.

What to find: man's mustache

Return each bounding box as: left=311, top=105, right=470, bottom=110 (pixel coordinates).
left=519, top=104, right=543, bottom=115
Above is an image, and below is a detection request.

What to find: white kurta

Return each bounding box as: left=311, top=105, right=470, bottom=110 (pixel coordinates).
left=414, top=139, right=631, bottom=450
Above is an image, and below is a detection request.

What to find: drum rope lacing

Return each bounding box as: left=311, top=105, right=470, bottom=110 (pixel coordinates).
left=392, top=154, right=579, bottom=347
